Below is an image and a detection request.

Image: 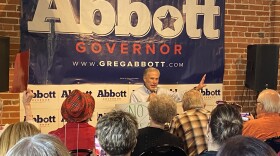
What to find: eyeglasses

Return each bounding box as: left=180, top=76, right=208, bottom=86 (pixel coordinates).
left=216, top=101, right=242, bottom=111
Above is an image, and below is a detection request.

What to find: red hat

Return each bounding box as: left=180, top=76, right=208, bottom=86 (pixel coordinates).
left=61, top=90, right=95, bottom=122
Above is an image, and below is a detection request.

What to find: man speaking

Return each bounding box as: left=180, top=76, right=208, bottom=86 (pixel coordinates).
left=130, top=67, right=206, bottom=103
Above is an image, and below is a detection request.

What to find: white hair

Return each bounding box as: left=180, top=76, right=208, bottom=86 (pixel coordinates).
left=257, top=89, right=280, bottom=113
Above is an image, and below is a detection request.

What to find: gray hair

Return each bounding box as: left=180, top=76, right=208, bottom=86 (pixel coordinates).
left=182, top=89, right=205, bottom=111
left=148, top=94, right=177, bottom=124
left=210, top=104, right=243, bottom=145
left=143, top=67, right=160, bottom=78
left=5, top=134, right=70, bottom=156
left=257, top=89, right=280, bottom=113
left=96, top=110, right=138, bottom=156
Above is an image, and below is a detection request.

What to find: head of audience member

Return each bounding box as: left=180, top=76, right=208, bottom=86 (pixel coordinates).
left=0, top=122, right=41, bottom=155
left=207, top=104, right=243, bottom=151
left=256, top=89, right=280, bottom=115
left=96, top=110, right=138, bottom=156
left=61, top=89, right=95, bottom=123
left=143, top=67, right=160, bottom=92
left=6, top=133, right=70, bottom=156
left=148, top=94, right=177, bottom=129
left=217, top=135, right=277, bottom=156
left=182, top=89, right=205, bottom=111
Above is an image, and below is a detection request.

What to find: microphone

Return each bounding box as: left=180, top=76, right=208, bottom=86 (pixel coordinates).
left=152, top=88, right=157, bottom=94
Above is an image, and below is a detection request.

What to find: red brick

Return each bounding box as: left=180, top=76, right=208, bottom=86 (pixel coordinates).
left=9, top=112, right=20, bottom=117
left=7, top=0, right=20, bottom=5
left=233, top=26, right=247, bottom=32
left=10, top=43, right=19, bottom=49
left=3, top=105, right=19, bottom=111
left=0, top=17, right=19, bottom=24
left=225, top=21, right=235, bottom=25
left=0, top=11, right=7, bottom=17
left=247, top=27, right=261, bottom=32
left=2, top=24, right=13, bottom=30
left=256, top=11, right=269, bottom=16
left=249, top=22, right=264, bottom=27
left=2, top=119, right=20, bottom=124
left=0, top=93, right=19, bottom=99
left=235, top=0, right=242, bottom=4
left=7, top=12, right=20, bottom=18
left=249, top=5, right=264, bottom=10
left=228, top=10, right=242, bottom=14
left=226, top=4, right=235, bottom=9
left=235, top=5, right=249, bottom=10
left=245, top=16, right=259, bottom=21
left=242, top=10, right=256, bottom=15
left=10, top=52, right=18, bottom=58
left=236, top=21, right=249, bottom=26
left=0, top=4, right=17, bottom=11
left=230, top=15, right=245, bottom=21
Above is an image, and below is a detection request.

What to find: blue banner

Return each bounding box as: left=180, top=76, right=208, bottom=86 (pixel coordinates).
left=21, top=0, right=225, bottom=84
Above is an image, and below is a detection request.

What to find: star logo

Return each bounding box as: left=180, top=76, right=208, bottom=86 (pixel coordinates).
left=158, top=10, right=177, bottom=31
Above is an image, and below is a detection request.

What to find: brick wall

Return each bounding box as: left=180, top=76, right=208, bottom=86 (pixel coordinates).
left=0, top=0, right=280, bottom=125
left=224, top=0, right=280, bottom=112
left=0, top=0, right=21, bottom=125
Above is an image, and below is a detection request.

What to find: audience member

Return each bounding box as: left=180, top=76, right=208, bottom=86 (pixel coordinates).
left=199, top=104, right=243, bottom=156
left=217, top=135, right=277, bottom=156
left=49, top=89, right=96, bottom=151
left=132, top=94, right=185, bottom=156
left=170, top=89, right=210, bottom=155
left=0, top=122, right=41, bottom=155
left=6, top=133, right=70, bottom=156
left=243, top=89, right=280, bottom=141
left=0, top=89, right=38, bottom=136
left=96, top=110, right=138, bottom=156
left=130, top=67, right=206, bottom=103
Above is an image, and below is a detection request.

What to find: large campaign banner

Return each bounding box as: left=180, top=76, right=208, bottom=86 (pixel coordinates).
left=20, top=0, right=225, bottom=133
left=21, top=0, right=224, bottom=84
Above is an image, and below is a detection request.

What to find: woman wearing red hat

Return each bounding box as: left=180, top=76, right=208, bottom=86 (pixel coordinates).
left=49, top=89, right=96, bottom=154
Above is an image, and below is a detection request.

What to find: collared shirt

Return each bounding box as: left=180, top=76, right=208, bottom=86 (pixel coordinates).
left=170, top=108, right=210, bottom=156
left=49, top=122, right=95, bottom=150
left=130, top=85, right=182, bottom=103
left=243, top=112, right=280, bottom=141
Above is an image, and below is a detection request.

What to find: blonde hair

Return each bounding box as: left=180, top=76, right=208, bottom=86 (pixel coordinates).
left=182, top=89, right=205, bottom=111
left=0, top=122, right=41, bottom=155
left=257, top=89, right=280, bottom=113
left=148, top=94, right=177, bottom=124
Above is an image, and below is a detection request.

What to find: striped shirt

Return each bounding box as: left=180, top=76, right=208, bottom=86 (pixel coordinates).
left=170, top=108, right=210, bottom=156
